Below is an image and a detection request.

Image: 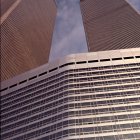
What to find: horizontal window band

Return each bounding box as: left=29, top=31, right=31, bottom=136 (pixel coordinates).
left=19, top=80, right=27, bottom=84
left=9, top=84, right=17, bottom=88
left=0, top=88, right=8, bottom=92
left=29, top=76, right=37, bottom=81
left=112, top=58, right=122, bottom=61
left=76, top=61, right=87, bottom=64
left=49, top=67, right=58, bottom=72
left=136, top=56, right=140, bottom=58
left=124, top=56, right=134, bottom=60
left=38, top=71, right=47, bottom=77
left=59, top=62, right=75, bottom=68
left=88, top=60, right=98, bottom=63
left=100, top=59, right=110, bottom=62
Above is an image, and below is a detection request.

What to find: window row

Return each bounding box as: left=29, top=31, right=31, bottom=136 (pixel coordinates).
left=2, top=70, right=140, bottom=107
left=4, top=122, right=140, bottom=140
left=61, top=133, right=140, bottom=140
left=2, top=102, right=140, bottom=127
left=2, top=63, right=140, bottom=102
left=2, top=92, right=140, bottom=119
left=2, top=84, right=140, bottom=119
left=2, top=111, right=140, bottom=133
left=2, top=73, right=140, bottom=108
left=1, top=78, right=140, bottom=112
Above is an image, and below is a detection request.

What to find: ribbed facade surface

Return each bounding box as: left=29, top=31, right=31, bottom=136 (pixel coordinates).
left=1, top=0, right=56, bottom=81
left=80, top=0, right=140, bottom=52
left=1, top=48, right=140, bottom=140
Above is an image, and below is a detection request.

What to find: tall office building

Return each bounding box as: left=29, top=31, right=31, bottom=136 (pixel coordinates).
left=80, top=0, right=140, bottom=52
left=1, top=48, right=140, bottom=140
left=1, top=0, right=57, bottom=81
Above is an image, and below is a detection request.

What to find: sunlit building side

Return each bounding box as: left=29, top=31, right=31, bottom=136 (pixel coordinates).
left=1, top=0, right=57, bottom=81
left=80, top=0, right=140, bottom=52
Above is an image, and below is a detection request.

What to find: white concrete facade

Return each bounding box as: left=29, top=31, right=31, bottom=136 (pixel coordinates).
left=1, top=48, right=140, bottom=140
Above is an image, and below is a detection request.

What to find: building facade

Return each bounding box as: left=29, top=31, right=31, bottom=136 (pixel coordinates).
left=1, top=0, right=57, bottom=81
left=80, top=0, right=140, bottom=52
left=1, top=48, right=140, bottom=140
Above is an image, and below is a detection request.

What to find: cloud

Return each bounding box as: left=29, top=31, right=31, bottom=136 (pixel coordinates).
left=49, top=0, right=88, bottom=61
left=50, top=24, right=87, bottom=60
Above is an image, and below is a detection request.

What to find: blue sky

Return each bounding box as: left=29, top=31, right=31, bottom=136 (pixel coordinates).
left=49, top=0, right=140, bottom=61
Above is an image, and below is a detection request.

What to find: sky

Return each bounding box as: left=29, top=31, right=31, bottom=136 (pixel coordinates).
left=49, top=0, right=140, bottom=62
left=128, top=0, right=140, bottom=12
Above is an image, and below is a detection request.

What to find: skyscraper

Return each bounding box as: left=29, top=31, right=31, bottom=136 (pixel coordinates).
left=1, top=0, right=140, bottom=140
left=80, top=0, right=140, bottom=52
left=1, top=48, right=140, bottom=140
left=1, top=0, right=57, bottom=81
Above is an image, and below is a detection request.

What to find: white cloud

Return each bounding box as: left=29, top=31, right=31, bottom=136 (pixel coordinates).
left=50, top=24, right=87, bottom=60
left=49, top=0, right=88, bottom=61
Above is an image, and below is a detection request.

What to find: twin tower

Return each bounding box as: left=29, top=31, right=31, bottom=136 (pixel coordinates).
left=1, top=0, right=140, bottom=81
